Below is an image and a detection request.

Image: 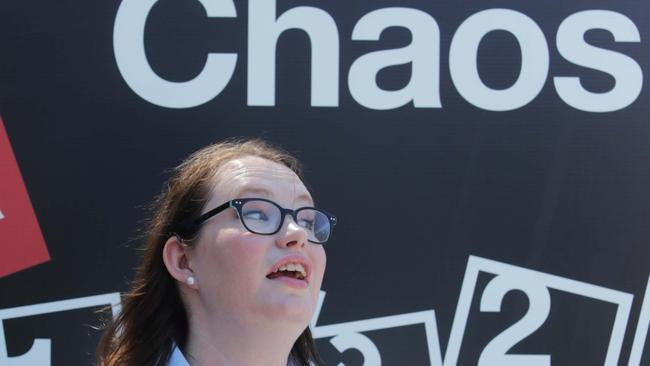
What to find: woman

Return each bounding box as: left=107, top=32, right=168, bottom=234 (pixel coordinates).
left=97, top=139, right=336, bottom=366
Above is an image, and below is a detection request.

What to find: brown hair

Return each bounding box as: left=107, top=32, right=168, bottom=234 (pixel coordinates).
left=97, top=138, right=325, bottom=366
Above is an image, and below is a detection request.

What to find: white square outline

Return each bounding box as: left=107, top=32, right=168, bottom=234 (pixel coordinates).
left=0, top=292, right=121, bottom=366
left=444, top=255, right=634, bottom=366
left=311, top=291, right=444, bottom=366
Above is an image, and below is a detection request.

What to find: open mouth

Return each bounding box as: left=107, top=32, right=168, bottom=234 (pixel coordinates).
left=266, top=263, right=307, bottom=281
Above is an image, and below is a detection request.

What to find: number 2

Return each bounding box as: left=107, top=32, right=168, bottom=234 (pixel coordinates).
left=478, top=274, right=552, bottom=366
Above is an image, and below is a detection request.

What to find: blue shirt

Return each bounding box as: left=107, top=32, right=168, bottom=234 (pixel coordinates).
left=164, top=343, right=296, bottom=366
left=166, top=344, right=190, bottom=366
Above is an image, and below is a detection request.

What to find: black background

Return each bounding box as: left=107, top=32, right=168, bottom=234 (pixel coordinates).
left=0, top=0, right=648, bottom=364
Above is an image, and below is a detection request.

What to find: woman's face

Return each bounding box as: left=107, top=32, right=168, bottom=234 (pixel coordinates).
left=187, top=155, right=326, bottom=325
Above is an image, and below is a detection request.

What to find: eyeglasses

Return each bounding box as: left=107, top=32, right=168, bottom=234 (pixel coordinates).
left=177, top=198, right=337, bottom=244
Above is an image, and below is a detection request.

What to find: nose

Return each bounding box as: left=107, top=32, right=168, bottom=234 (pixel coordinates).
left=276, top=215, right=308, bottom=249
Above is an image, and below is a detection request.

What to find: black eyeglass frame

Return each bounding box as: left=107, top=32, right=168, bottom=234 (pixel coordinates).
left=177, top=198, right=337, bottom=244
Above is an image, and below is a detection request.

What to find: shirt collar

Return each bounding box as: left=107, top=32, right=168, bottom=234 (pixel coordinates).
left=166, top=342, right=296, bottom=366
left=166, top=343, right=190, bottom=366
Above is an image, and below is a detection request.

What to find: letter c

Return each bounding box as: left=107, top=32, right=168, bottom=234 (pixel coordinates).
left=113, top=0, right=237, bottom=108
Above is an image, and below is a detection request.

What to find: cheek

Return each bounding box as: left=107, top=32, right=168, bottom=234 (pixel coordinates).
left=310, top=245, right=327, bottom=288
left=198, top=229, right=269, bottom=292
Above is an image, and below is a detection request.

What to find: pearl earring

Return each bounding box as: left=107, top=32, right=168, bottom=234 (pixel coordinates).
left=187, top=276, right=195, bottom=286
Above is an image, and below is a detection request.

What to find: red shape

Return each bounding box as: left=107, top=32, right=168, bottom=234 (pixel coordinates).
left=0, top=116, right=50, bottom=277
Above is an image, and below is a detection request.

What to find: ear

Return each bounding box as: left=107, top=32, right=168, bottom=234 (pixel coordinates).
left=162, top=236, right=198, bottom=290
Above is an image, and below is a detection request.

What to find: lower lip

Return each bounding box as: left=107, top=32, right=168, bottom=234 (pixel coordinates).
left=268, top=276, right=308, bottom=289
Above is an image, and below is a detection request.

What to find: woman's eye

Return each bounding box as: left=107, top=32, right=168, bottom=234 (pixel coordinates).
left=298, top=219, right=315, bottom=230
left=242, top=210, right=268, bottom=221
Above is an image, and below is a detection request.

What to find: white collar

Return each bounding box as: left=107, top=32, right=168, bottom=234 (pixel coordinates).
left=166, top=344, right=190, bottom=366
left=165, top=343, right=296, bottom=366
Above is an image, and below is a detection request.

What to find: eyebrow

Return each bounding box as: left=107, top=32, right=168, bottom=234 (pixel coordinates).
left=235, top=187, right=314, bottom=205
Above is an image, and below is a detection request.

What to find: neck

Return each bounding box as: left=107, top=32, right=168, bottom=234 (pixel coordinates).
left=182, top=306, right=302, bottom=366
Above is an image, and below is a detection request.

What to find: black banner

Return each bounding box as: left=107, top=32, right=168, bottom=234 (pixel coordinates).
left=0, top=0, right=648, bottom=365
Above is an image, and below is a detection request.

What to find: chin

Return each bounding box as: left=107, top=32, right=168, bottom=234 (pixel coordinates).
left=264, top=295, right=315, bottom=324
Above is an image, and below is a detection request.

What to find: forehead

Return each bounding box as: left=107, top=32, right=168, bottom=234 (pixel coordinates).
left=208, top=155, right=312, bottom=205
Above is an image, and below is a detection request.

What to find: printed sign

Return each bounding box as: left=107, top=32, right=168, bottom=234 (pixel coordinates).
left=0, top=293, right=121, bottom=365
left=312, top=256, right=650, bottom=366
left=0, top=117, right=49, bottom=277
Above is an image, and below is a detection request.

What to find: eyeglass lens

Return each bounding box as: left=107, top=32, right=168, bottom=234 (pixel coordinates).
left=239, top=200, right=331, bottom=243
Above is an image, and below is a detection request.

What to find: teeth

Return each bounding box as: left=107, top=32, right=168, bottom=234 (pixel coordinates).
left=277, top=263, right=306, bottom=277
